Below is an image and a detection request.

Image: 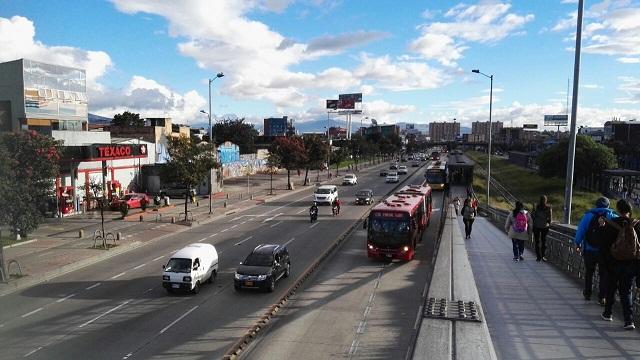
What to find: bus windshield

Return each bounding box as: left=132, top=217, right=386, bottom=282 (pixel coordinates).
left=369, top=218, right=411, bottom=245
left=426, top=170, right=446, bottom=184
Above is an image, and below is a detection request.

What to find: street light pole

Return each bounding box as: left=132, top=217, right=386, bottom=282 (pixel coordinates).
left=563, top=0, right=585, bottom=224
left=202, top=72, right=224, bottom=215
left=472, top=69, right=494, bottom=207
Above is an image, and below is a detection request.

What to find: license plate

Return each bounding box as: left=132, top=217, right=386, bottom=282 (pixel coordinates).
left=171, top=284, right=180, bottom=289
left=245, top=281, right=254, bottom=286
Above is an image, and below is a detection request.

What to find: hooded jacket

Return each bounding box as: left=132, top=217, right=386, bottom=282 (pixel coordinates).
left=574, top=207, right=618, bottom=253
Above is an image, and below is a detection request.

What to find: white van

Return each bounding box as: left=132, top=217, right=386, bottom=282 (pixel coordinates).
left=162, top=243, right=218, bottom=294
left=314, top=185, right=338, bottom=205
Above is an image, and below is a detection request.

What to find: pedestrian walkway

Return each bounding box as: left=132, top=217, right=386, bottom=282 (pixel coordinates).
left=461, top=215, right=640, bottom=359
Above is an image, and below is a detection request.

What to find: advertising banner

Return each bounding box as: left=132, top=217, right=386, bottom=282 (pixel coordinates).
left=338, top=93, right=362, bottom=109
left=544, top=115, right=568, bottom=126
left=523, top=124, right=538, bottom=129
left=326, top=99, right=338, bottom=109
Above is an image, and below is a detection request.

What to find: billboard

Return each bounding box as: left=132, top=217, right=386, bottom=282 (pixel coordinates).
left=523, top=124, right=538, bottom=129
left=326, top=99, right=338, bottom=109
left=338, top=93, right=362, bottom=109
left=544, top=115, right=568, bottom=126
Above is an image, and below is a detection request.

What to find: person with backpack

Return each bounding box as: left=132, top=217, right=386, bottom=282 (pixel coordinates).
left=505, top=201, right=532, bottom=262
left=601, top=199, right=639, bottom=330
left=461, top=198, right=477, bottom=239
left=532, top=195, right=553, bottom=262
left=575, top=196, right=617, bottom=304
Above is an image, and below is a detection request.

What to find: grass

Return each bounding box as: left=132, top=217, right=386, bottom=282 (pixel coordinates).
left=1, top=234, right=31, bottom=248
left=467, top=151, right=601, bottom=225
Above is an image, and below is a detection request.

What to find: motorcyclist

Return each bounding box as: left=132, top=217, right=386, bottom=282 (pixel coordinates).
left=332, top=198, right=341, bottom=215
left=309, top=202, right=318, bottom=222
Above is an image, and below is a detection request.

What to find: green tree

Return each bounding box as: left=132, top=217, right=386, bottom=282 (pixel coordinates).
left=161, top=135, right=219, bottom=219
left=302, top=135, right=329, bottom=185
left=112, top=111, right=144, bottom=127
left=537, top=135, right=617, bottom=180
left=0, top=132, right=60, bottom=237
left=331, top=145, right=350, bottom=175
left=212, top=117, right=259, bottom=154
left=268, top=136, right=307, bottom=190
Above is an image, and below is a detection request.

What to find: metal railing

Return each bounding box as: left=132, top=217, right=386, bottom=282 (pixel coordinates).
left=479, top=204, right=640, bottom=325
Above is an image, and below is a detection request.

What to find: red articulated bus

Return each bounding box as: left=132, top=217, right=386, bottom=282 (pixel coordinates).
left=396, top=184, right=433, bottom=232
left=366, top=193, right=426, bottom=261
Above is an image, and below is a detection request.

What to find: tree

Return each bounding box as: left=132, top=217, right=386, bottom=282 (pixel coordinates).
left=0, top=132, right=60, bottom=237
left=302, top=135, right=329, bottom=185
left=212, top=117, right=259, bottom=154
left=331, top=146, right=350, bottom=175
left=161, top=135, right=219, bottom=219
left=537, top=135, right=617, bottom=180
left=268, top=136, right=307, bottom=190
left=112, top=111, right=144, bottom=127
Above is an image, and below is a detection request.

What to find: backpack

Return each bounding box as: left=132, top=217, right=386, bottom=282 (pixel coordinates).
left=513, top=211, right=528, bottom=233
left=609, top=219, right=640, bottom=261
left=585, top=212, right=609, bottom=248
left=533, top=206, right=549, bottom=228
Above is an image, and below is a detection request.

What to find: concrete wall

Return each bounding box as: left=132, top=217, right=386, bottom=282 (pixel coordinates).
left=52, top=130, right=111, bottom=146
left=0, top=59, right=25, bottom=131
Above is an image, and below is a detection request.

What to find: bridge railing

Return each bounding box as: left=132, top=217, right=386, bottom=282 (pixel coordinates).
left=479, top=204, right=640, bottom=325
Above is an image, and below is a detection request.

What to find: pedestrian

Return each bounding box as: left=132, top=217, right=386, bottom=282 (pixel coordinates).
left=452, top=197, right=461, bottom=216
left=505, top=201, right=532, bottom=262
left=575, top=196, right=617, bottom=304
left=461, top=198, right=477, bottom=239
left=532, top=195, right=553, bottom=262
left=600, top=199, right=639, bottom=330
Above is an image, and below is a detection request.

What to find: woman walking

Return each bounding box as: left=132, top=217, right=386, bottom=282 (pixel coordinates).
left=461, top=198, right=477, bottom=239
left=505, top=201, right=532, bottom=262
left=452, top=197, right=461, bottom=216
left=532, top=195, right=552, bottom=262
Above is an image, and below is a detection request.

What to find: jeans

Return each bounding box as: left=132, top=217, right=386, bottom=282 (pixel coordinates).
left=463, top=218, right=474, bottom=237
left=605, top=261, right=639, bottom=323
left=533, top=227, right=549, bottom=259
left=512, top=239, right=525, bottom=259
left=583, top=251, right=608, bottom=300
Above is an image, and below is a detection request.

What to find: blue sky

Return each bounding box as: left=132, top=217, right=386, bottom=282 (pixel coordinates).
left=1, top=0, right=638, bottom=129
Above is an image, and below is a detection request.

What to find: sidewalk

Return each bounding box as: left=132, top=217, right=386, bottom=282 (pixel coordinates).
left=461, top=215, right=640, bottom=359
left=0, top=159, right=387, bottom=296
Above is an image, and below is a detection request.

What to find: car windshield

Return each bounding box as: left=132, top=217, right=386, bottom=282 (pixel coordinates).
left=345, top=175, right=354, bottom=179
left=164, top=258, right=192, bottom=273
left=387, top=172, right=397, bottom=176
left=399, top=166, right=406, bottom=169
left=357, top=191, right=371, bottom=197
left=243, top=253, right=274, bottom=267
left=316, top=188, right=331, bottom=194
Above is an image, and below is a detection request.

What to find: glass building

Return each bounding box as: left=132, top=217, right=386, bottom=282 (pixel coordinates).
left=0, top=58, right=88, bottom=133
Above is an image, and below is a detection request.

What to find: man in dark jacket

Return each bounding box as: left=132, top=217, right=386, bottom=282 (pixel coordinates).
left=574, top=197, right=618, bottom=304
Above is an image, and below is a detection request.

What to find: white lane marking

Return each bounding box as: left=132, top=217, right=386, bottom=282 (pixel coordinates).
left=368, top=293, right=375, bottom=304
left=110, top=272, right=126, bottom=280
left=284, top=237, right=296, bottom=246
left=21, top=307, right=44, bottom=318
left=78, top=300, right=131, bottom=328
left=230, top=224, right=238, bottom=229
left=133, top=263, right=146, bottom=270
left=197, top=237, right=207, bottom=242
left=122, top=353, right=133, bottom=360
left=234, top=236, right=254, bottom=246
left=356, top=321, right=366, bottom=334
left=363, top=306, right=372, bottom=318
left=56, top=293, right=77, bottom=303
left=86, top=283, right=101, bottom=290
left=296, top=209, right=306, bottom=214
left=152, top=256, right=164, bottom=262
left=309, top=222, right=319, bottom=229
left=414, top=305, right=423, bottom=330
left=262, top=212, right=284, bottom=223
left=143, top=288, right=154, bottom=294
left=24, top=346, right=43, bottom=357
left=348, top=340, right=359, bottom=355
left=220, top=228, right=229, bottom=233
left=241, top=220, right=248, bottom=224
left=159, top=305, right=199, bottom=334
left=232, top=216, right=241, bottom=221
left=208, top=233, right=218, bottom=238
left=270, top=221, right=283, bottom=228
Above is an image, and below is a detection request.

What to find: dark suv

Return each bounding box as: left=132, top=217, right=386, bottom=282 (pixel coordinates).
left=234, top=244, right=290, bottom=292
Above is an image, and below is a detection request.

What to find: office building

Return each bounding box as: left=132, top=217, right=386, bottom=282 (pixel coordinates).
left=471, top=121, right=503, bottom=141
left=429, top=121, right=460, bottom=141
left=264, top=116, right=288, bottom=137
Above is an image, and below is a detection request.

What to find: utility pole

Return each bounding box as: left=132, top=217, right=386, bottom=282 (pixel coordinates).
left=563, top=0, right=584, bottom=224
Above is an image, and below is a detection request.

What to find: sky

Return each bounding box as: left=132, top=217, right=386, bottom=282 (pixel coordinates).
left=0, top=0, right=638, bottom=130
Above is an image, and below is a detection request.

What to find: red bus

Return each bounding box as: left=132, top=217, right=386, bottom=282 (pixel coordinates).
left=396, top=184, right=433, bottom=232
left=366, top=194, right=426, bottom=261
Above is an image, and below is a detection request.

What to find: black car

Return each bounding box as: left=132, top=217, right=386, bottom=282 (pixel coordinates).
left=389, top=164, right=399, bottom=170
left=379, top=169, right=388, bottom=176
left=234, top=244, right=290, bottom=292
left=355, top=189, right=374, bottom=205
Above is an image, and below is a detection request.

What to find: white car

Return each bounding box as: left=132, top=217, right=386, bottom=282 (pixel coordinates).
left=162, top=243, right=218, bottom=294
left=314, top=185, right=338, bottom=205
left=342, top=173, right=357, bottom=185
left=386, top=172, right=399, bottom=183
left=398, top=165, right=408, bottom=175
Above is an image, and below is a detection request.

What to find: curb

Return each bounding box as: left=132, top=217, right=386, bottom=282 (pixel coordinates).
left=2, top=239, right=38, bottom=250
left=222, top=161, right=425, bottom=359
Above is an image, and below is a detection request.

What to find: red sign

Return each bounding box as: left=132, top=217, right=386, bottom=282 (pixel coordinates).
left=98, top=146, right=131, bottom=158
left=87, top=144, right=148, bottom=160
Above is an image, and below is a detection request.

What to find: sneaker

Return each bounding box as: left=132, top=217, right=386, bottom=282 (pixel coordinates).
left=513, top=257, right=519, bottom=262
left=519, top=256, right=525, bottom=261
left=601, top=313, right=613, bottom=321
left=624, top=323, right=635, bottom=330
left=597, top=298, right=606, bottom=306
left=542, top=257, right=548, bottom=262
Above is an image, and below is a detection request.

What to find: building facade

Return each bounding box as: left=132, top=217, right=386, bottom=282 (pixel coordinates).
left=604, top=120, right=640, bottom=143
left=429, top=121, right=460, bottom=141
left=471, top=121, right=503, bottom=141
left=0, top=59, right=88, bottom=133
left=263, top=116, right=288, bottom=137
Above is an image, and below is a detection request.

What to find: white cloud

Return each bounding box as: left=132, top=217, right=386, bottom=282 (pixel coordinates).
left=618, top=57, right=640, bottom=63
left=562, top=0, right=579, bottom=4
left=582, top=84, right=602, bottom=89
left=0, top=16, right=112, bottom=90
left=362, top=100, right=416, bottom=124
left=354, top=54, right=449, bottom=91
left=306, top=31, right=389, bottom=54
left=616, top=76, right=640, bottom=104
left=410, top=2, right=534, bottom=66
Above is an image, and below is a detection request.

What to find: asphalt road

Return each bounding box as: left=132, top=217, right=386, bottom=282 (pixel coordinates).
left=241, top=169, right=444, bottom=359
left=0, top=160, right=429, bottom=360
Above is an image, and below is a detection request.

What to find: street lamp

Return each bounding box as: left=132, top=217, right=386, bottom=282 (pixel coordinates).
left=201, top=72, right=224, bottom=214
left=472, top=69, right=493, bottom=207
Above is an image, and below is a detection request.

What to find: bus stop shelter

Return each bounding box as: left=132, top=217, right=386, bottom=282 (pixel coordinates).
left=448, top=154, right=475, bottom=186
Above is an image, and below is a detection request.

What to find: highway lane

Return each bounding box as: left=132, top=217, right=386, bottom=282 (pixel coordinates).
left=0, top=160, right=427, bottom=359
left=241, top=169, right=444, bottom=359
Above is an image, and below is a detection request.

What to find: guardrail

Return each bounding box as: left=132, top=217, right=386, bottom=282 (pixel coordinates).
left=474, top=167, right=518, bottom=206
left=479, top=204, right=640, bottom=325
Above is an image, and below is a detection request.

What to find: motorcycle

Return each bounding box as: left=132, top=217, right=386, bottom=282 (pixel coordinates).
left=332, top=205, right=339, bottom=216
left=309, top=207, right=318, bottom=223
